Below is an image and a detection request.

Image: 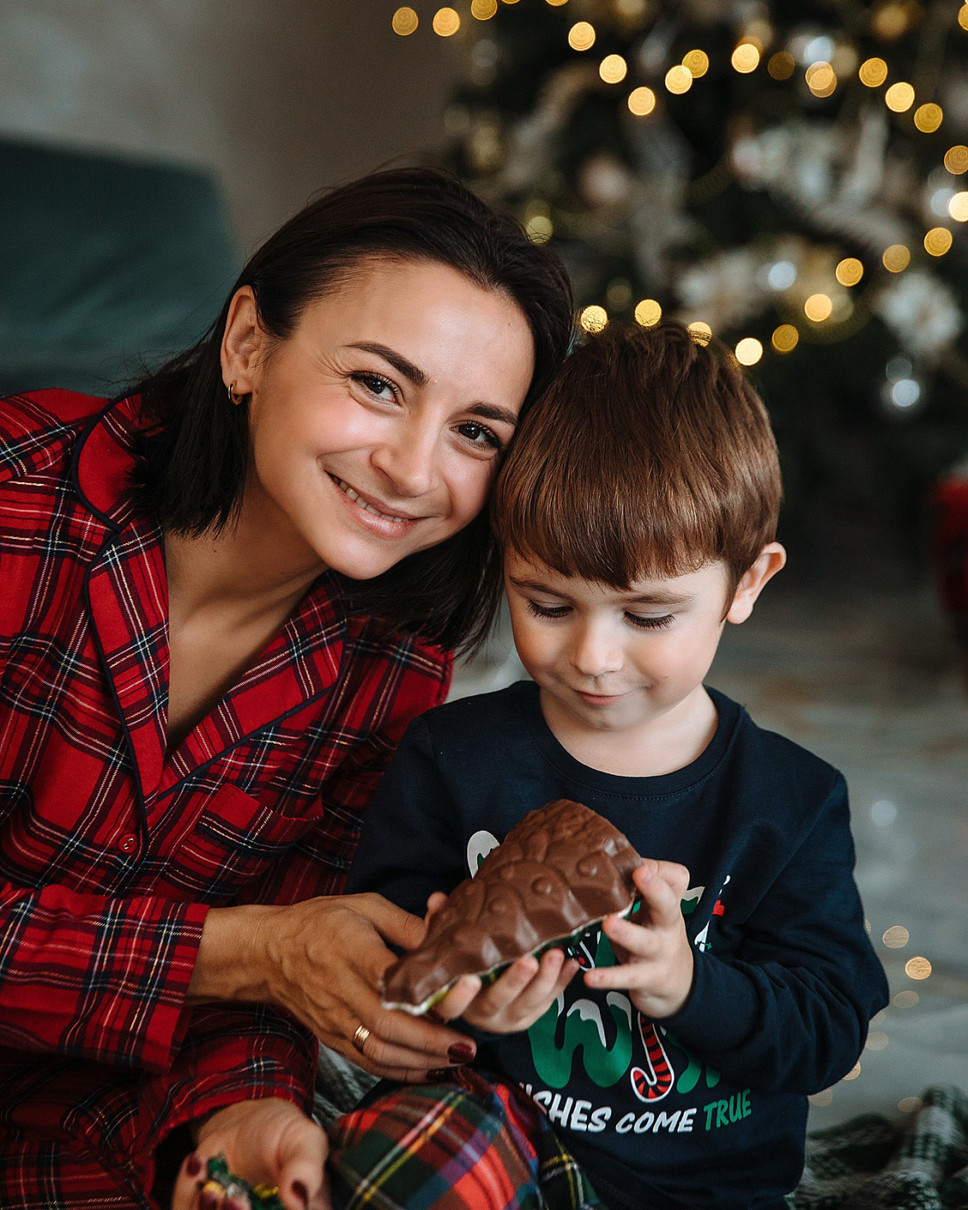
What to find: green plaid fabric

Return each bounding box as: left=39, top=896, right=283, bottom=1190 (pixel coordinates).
left=790, top=1086, right=968, bottom=1210
left=328, top=1068, right=600, bottom=1210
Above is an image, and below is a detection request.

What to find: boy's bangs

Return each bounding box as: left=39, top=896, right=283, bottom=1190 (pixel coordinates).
left=497, top=463, right=707, bottom=590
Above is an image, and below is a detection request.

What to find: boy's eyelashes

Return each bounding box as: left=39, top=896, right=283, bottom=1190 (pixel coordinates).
left=523, top=599, right=675, bottom=630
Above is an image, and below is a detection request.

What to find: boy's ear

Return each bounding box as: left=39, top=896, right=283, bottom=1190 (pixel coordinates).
left=725, top=542, right=786, bottom=625
left=220, top=286, right=269, bottom=395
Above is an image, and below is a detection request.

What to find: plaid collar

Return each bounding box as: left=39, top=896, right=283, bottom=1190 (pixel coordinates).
left=73, top=395, right=347, bottom=801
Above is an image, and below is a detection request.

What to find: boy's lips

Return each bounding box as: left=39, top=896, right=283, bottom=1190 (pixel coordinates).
left=574, top=687, right=627, bottom=706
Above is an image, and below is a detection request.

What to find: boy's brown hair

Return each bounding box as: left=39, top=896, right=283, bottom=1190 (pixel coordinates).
left=493, top=321, right=782, bottom=603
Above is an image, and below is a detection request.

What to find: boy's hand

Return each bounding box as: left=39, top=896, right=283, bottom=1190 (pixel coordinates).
left=582, top=860, right=694, bottom=1020
left=422, top=892, right=580, bottom=1034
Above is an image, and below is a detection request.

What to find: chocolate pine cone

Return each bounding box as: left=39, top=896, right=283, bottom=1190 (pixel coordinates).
left=381, top=799, right=643, bottom=1014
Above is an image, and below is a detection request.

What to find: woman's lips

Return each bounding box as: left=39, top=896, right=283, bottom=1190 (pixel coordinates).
left=330, top=475, right=419, bottom=525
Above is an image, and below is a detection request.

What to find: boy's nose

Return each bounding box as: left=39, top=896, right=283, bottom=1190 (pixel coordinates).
left=569, top=623, right=623, bottom=678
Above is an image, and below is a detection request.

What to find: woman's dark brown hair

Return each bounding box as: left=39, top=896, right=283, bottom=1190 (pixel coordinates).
left=495, top=321, right=782, bottom=607
left=128, top=167, right=574, bottom=655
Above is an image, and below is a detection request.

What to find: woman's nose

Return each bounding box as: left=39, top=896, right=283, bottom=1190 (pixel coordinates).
left=370, top=426, right=440, bottom=498
left=569, top=621, right=623, bottom=678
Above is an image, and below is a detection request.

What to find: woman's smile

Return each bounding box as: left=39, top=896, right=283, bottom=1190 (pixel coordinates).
left=328, top=473, right=420, bottom=528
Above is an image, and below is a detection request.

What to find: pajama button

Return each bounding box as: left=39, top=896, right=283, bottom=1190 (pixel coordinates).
left=119, top=834, right=137, bottom=853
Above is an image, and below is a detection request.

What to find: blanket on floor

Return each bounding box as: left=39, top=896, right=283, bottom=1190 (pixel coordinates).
left=317, top=1055, right=968, bottom=1209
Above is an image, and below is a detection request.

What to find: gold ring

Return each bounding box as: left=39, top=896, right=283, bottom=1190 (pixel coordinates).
left=352, top=1024, right=371, bottom=1054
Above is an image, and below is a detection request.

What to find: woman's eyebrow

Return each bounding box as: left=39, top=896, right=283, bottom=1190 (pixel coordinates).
left=348, top=341, right=519, bottom=427
left=347, top=342, right=429, bottom=386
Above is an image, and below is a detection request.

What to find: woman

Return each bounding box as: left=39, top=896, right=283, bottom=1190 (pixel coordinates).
left=0, top=167, right=574, bottom=1209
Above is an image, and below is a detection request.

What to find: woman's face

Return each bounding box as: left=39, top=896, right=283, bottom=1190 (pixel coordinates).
left=222, top=258, right=535, bottom=582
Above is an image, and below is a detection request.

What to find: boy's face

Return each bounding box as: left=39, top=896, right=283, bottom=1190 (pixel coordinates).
left=504, top=549, right=783, bottom=752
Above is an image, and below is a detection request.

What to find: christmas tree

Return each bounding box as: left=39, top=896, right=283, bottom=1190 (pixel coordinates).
left=393, top=0, right=968, bottom=560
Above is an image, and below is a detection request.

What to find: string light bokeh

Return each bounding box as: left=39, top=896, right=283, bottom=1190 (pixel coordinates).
left=392, top=0, right=968, bottom=553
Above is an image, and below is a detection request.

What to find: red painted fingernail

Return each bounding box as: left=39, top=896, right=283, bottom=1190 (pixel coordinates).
left=199, top=1193, right=218, bottom=1210
left=293, top=1180, right=309, bottom=1207
left=448, top=1041, right=475, bottom=1064
left=185, top=1152, right=203, bottom=1177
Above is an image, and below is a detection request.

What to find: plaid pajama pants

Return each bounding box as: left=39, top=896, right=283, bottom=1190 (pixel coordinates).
left=328, top=1068, right=602, bottom=1210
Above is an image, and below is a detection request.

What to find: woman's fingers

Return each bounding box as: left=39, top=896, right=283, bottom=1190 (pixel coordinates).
left=170, top=1098, right=330, bottom=1210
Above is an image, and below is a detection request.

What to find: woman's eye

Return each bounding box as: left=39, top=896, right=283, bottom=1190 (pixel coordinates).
left=457, top=420, right=503, bottom=452
left=351, top=372, right=396, bottom=401
left=626, top=613, right=674, bottom=630
left=525, top=600, right=571, bottom=620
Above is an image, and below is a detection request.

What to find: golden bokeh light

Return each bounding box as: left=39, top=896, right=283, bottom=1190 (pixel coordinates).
left=924, top=227, right=953, bottom=256
left=804, top=294, right=833, bottom=322
left=885, top=82, right=915, bottom=112
left=859, top=57, right=889, bottom=87
left=735, top=337, right=763, bottom=366
left=568, top=21, right=596, bottom=51
left=599, top=54, right=628, bottom=84
left=628, top=86, right=657, bottom=116
left=898, top=1096, right=924, bottom=1114
left=882, top=925, right=910, bottom=948
left=665, top=65, right=693, bottom=94
left=843, top=1063, right=861, bottom=1081
left=892, top=990, right=919, bottom=1008
left=882, top=244, right=911, bottom=272
left=806, top=62, right=837, bottom=97
left=949, top=191, right=968, bottom=221
left=904, top=956, right=932, bottom=980
left=525, top=214, right=554, bottom=244
left=808, top=1089, right=834, bottom=1107
left=432, top=7, right=460, bottom=36
left=944, top=145, right=968, bottom=174
left=391, top=6, right=419, bottom=35
left=732, top=43, right=761, bottom=73
left=866, top=1032, right=889, bottom=1051
left=471, top=0, right=498, bottom=18
left=682, top=49, right=710, bottom=78
left=772, top=324, right=799, bottom=352
left=768, top=51, right=795, bottom=80
left=606, top=279, right=633, bottom=311
left=835, top=257, right=864, bottom=286
left=960, top=5, right=968, bottom=30
left=634, top=298, right=662, bottom=327
left=914, top=103, right=943, bottom=133
left=580, top=305, right=608, bottom=333
left=546, top=0, right=569, bottom=5
left=688, top=321, right=713, bottom=344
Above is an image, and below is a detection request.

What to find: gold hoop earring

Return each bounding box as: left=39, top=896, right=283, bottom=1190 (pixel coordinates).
left=227, top=381, right=244, bottom=406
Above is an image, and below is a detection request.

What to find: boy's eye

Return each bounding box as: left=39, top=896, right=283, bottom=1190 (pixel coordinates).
left=525, top=600, right=571, bottom=620
left=626, top=612, right=674, bottom=630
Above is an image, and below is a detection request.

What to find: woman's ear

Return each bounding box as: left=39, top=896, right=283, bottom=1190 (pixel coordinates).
left=726, top=542, right=786, bottom=625
left=220, top=286, right=267, bottom=395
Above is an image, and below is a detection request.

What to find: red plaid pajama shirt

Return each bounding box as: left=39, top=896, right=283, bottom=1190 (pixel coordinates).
left=0, top=390, right=451, bottom=1207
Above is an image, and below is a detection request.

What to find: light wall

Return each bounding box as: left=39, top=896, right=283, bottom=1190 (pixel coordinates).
left=0, top=0, right=460, bottom=247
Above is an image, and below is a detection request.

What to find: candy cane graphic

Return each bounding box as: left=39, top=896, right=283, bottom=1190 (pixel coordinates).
left=630, top=1014, right=674, bottom=1102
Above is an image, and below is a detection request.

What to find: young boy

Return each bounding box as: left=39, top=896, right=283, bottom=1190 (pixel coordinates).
left=337, top=322, right=888, bottom=1210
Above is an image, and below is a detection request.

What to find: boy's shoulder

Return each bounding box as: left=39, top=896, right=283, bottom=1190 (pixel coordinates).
left=419, top=680, right=532, bottom=731
left=710, top=684, right=845, bottom=805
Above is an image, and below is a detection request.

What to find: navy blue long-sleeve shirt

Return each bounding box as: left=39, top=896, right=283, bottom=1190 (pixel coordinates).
left=350, top=681, right=888, bottom=1209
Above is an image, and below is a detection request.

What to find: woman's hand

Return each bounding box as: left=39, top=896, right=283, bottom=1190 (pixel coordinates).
left=189, top=895, right=478, bottom=1081
left=170, top=1098, right=328, bottom=1210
